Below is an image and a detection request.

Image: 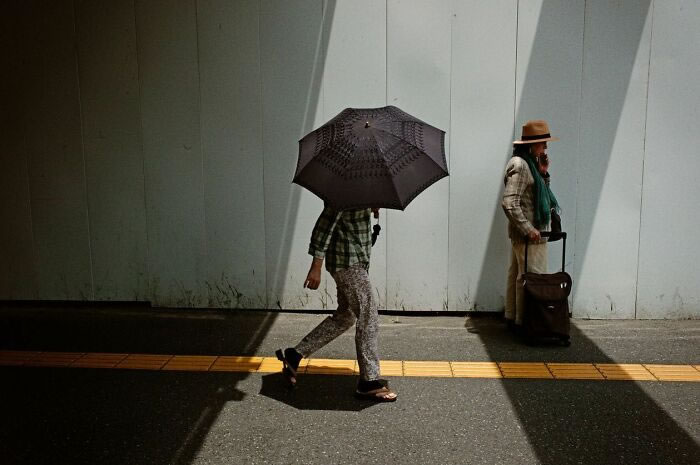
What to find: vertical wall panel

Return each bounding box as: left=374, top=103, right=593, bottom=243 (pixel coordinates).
left=448, top=0, right=517, bottom=311
left=0, top=3, right=37, bottom=299
left=3, top=1, right=699, bottom=318
left=515, top=0, right=583, bottom=294
left=637, top=0, right=700, bottom=318
left=136, top=0, right=207, bottom=307
left=261, top=0, right=327, bottom=310
left=76, top=0, right=149, bottom=301
left=197, top=0, right=267, bottom=308
left=23, top=0, right=93, bottom=300
left=321, top=0, right=387, bottom=309
left=575, top=1, right=652, bottom=318
left=386, top=0, right=452, bottom=311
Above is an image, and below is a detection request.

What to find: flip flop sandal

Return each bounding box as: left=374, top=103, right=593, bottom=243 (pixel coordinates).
left=275, top=349, right=297, bottom=388
left=354, top=386, right=398, bottom=402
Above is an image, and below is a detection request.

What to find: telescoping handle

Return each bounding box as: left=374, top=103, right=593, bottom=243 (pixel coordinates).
left=525, top=231, right=567, bottom=273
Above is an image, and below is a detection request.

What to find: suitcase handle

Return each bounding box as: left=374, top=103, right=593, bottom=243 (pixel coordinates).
left=525, top=232, right=567, bottom=272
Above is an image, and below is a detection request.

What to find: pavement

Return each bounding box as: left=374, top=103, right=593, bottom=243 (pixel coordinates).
left=0, top=303, right=698, bottom=465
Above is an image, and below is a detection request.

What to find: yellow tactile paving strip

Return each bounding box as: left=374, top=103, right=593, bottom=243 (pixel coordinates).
left=547, top=363, right=605, bottom=380
left=162, top=355, right=217, bottom=372
left=644, top=364, right=700, bottom=382
left=451, top=362, right=502, bottom=378
left=404, top=361, right=452, bottom=377
left=500, top=362, right=553, bottom=379
left=1, top=350, right=699, bottom=382
left=596, top=363, right=657, bottom=381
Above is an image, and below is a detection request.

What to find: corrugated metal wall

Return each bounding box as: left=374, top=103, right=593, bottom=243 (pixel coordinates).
left=1, top=0, right=698, bottom=318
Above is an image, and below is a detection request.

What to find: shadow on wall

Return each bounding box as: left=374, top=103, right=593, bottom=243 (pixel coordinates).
left=471, top=2, right=699, bottom=463
left=265, top=0, right=336, bottom=311
left=0, top=1, right=337, bottom=464
left=467, top=318, right=700, bottom=464
left=473, top=0, right=653, bottom=316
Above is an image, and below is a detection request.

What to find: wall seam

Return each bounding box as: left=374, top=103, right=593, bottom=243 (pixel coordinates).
left=23, top=86, right=38, bottom=297
left=446, top=4, right=454, bottom=311
left=133, top=0, right=151, bottom=304
left=573, top=0, right=588, bottom=316
left=634, top=0, right=655, bottom=320
left=19, top=8, right=39, bottom=299
left=258, top=0, right=269, bottom=309
left=72, top=0, right=96, bottom=301
left=194, top=0, right=209, bottom=308
left=385, top=0, right=389, bottom=310
left=512, top=0, right=519, bottom=131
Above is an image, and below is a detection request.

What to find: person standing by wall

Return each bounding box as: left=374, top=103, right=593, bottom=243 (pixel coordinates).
left=276, top=206, right=397, bottom=402
left=501, top=120, right=560, bottom=332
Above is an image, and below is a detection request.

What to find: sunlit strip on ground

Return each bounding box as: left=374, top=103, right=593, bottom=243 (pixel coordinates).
left=1, top=350, right=699, bottom=382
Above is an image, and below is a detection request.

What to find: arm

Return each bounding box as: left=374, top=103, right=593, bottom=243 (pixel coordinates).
left=304, top=257, right=324, bottom=290
left=502, top=158, right=539, bottom=240
left=305, top=206, right=342, bottom=289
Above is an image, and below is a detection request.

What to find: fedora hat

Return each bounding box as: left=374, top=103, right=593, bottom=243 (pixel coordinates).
left=513, top=120, right=559, bottom=144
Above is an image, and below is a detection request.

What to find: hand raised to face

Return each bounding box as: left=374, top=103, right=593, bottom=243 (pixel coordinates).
left=537, top=153, right=549, bottom=175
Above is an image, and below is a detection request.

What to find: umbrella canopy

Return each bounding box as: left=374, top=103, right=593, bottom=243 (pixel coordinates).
left=293, top=105, right=448, bottom=210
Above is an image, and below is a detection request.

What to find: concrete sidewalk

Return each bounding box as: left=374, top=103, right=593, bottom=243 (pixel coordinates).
left=1, top=304, right=698, bottom=464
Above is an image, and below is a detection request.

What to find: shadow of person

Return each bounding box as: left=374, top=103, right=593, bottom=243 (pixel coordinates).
left=259, top=373, right=379, bottom=412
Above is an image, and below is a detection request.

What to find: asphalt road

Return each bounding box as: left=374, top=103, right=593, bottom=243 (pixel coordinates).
left=1, top=304, right=698, bottom=464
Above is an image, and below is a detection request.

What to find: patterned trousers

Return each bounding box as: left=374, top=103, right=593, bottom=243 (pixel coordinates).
left=295, top=264, right=380, bottom=381
left=505, top=240, right=548, bottom=325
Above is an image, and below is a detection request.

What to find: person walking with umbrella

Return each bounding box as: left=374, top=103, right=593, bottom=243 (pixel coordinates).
left=276, top=205, right=397, bottom=402
left=502, top=120, right=560, bottom=332
left=276, top=105, right=449, bottom=402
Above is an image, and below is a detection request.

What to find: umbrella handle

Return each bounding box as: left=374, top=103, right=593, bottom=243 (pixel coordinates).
left=371, top=224, right=381, bottom=246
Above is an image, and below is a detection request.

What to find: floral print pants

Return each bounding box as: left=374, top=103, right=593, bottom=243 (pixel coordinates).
left=295, top=264, right=380, bottom=381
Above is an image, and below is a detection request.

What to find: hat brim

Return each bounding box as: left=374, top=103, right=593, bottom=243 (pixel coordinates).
left=513, top=136, right=559, bottom=145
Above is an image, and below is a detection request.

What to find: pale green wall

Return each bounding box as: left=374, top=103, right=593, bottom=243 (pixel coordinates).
left=1, top=0, right=698, bottom=318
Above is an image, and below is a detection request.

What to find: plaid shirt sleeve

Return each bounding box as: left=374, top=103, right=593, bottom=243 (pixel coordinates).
left=308, top=206, right=343, bottom=259
left=502, top=157, right=535, bottom=236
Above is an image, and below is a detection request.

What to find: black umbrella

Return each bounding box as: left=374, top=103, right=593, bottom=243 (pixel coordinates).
left=293, top=105, right=448, bottom=211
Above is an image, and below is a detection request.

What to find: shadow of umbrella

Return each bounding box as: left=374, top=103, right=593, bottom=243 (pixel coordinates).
left=259, top=371, right=379, bottom=412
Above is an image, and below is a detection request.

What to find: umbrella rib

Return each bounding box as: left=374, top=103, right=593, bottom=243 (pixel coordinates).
left=370, top=125, right=433, bottom=155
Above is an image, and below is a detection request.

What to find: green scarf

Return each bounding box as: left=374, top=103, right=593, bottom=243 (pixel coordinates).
left=520, top=155, right=560, bottom=228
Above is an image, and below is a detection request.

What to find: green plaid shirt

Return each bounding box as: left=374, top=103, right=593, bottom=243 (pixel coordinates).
left=308, top=206, right=372, bottom=273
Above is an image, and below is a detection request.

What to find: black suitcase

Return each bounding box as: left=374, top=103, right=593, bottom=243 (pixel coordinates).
left=522, top=231, right=572, bottom=346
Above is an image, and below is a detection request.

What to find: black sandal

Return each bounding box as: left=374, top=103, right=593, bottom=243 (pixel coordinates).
left=355, top=379, right=398, bottom=402
left=275, top=348, right=299, bottom=388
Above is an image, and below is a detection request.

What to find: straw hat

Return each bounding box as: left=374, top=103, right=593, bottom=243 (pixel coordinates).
left=513, top=120, right=559, bottom=144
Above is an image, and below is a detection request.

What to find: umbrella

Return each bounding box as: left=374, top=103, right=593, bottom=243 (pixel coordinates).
left=293, top=105, right=448, bottom=211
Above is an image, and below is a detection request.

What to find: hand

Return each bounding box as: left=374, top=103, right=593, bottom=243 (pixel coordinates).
left=304, top=259, right=322, bottom=289
left=537, top=154, right=549, bottom=175
left=528, top=229, right=541, bottom=242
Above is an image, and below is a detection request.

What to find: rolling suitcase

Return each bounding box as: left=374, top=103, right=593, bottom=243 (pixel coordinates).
left=522, top=231, right=572, bottom=346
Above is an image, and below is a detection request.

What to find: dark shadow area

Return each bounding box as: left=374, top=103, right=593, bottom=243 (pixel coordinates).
left=473, top=0, right=652, bottom=314
left=0, top=303, right=276, bottom=355
left=1, top=0, right=338, bottom=462
left=468, top=3, right=698, bottom=462
left=0, top=303, right=278, bottom=464
left=264, top=0, right=336, bottom=311
left=259, top=373, right=374, bottom=412
left=469, top=318, right=700, bottom=464
left=0, top=367, right=246, bottom=465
